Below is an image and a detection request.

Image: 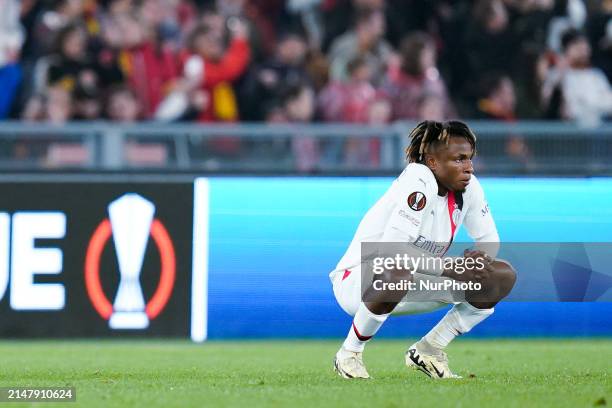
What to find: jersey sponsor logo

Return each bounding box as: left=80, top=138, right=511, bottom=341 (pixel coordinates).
left=407, top=191, right=427, bottom=211
left=398, top=209, right=421, bottom=227
left=414, top=235, right=448, bottom=255
left=481, top=203, right=490, bottom=217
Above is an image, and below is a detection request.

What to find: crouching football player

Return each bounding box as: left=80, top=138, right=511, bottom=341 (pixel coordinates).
left=330, top=120, right=516, bottom=379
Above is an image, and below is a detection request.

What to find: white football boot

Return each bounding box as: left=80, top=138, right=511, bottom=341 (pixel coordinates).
left=405, top=342, right=462, bottom=379
left=333, top=347, right=371, bottom=379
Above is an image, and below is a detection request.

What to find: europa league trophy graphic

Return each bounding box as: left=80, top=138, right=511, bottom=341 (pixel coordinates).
left=108, top=194, right=154, bottom=329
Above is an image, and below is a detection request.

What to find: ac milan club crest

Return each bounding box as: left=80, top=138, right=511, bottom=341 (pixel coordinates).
left=407, top=191, right=427, bottom=211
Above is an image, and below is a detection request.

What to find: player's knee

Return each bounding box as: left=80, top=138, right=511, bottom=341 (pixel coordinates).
left=493, top=260, right=516, bottom=298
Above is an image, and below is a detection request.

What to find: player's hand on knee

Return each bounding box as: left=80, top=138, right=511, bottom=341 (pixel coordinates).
left=474, top=257, right=495, bottom=281
left=463, top=249, right=490, bottom=261
left=465, top=249, right=494, bottom=261
left=442, top=251, right=496, bottom=282
left=460, top=249, right=494, bottom=281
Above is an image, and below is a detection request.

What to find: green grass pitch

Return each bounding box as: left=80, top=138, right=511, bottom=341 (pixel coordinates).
left=0, top=339, right=609, bottom=407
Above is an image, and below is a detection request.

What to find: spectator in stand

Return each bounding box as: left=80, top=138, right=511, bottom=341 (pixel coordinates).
left=417, top=93, right=446, bottom=122
left=0, top=0, right=24, bottom=119
left=279, top=82, right=318, bottom=172
left=104, top=11, right=179, bottom=118
left=543, top=28, right=612, bottom=127
left=184, top=17, right=251, bottom=157
left=508, top=0, right=555, bottom=49
left=318, top=56, right=384, bottom=168
left=263, top=101, right=287, bottom=123
left=214, top=0, right=275, bottom=62
left=102, top=0, right=134, bottom=17
left=515, top=47, right=555, bottom=119
left=7, top=0, right=611, bottom=129
left=240, top=31, right=310, bottom=121
left=29, top=0, right=86, bottom=58
left=23, top=84, right=74, bottom=124
left=463, top=0, right=519, bottom=97
left=367, top=93, right=391, bottom=125
left=105, top=85, right=141, bottom=122
left=327, top=7, right=392, bottom=85
left=154, top=54, right=209, bottom=122
left=73, top=85, right=103, bottom=120
left=320, top=0, right=385, bottom=52
left=20, top=84, right=73, bottom=123
left=17, top=0, right=46, bottom=65
left=106, top=83, right=168, bottom=165
left=37, top=23, right=100, bottom=97
left=380, top=31, right=455, bottom=121
left=21, top=93, right=46, bottom=122
left=384, top=0, right=446, bottom=47
left=186, top=17, right=251, bottom=123
left=282, top=81, right=316, bottom=123
left=318, top=56, right=376, bottom=123
left=25, top=0, right=107, bottom=92
left=585, top=0, right=611, bottom=82
left=13, top=84, right=73, bottom=162
left=47, top=85, right=74, bottom=123
left=303, top=47, right=330, bottom=93
left=475, top=74, right=517, bottom=121
left=343, top=90, right=391, bottom=169
left=475, top=73, right=535, bottom=172
left=138, top=0, right=197, bottom=53
left=546, top=0, right=587, bottom=54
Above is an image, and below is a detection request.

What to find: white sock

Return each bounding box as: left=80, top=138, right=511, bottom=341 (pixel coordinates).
left=422, top=303, right=494, bottom=350
left=342, top=303, right=389, bottom=352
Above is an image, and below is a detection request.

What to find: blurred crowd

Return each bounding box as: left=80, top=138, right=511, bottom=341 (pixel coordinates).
left=0, top=0, right=610, bottom=168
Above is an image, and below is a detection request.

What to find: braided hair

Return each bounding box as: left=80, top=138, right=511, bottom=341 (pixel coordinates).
left=405, top=120, right=477, bottom=163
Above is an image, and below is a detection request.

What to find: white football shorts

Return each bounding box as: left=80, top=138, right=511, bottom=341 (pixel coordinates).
left=331, top=264, right=458, bottom=317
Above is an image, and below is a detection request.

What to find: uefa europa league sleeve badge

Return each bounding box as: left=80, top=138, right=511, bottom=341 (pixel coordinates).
left=107, top=194, right=155, bottom=329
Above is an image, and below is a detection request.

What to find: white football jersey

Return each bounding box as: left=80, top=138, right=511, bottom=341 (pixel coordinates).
left=331, top=163, right=499, bottom=279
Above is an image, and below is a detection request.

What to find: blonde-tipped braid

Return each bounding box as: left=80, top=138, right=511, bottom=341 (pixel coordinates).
left=406, top=120, right=476, bottom=163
